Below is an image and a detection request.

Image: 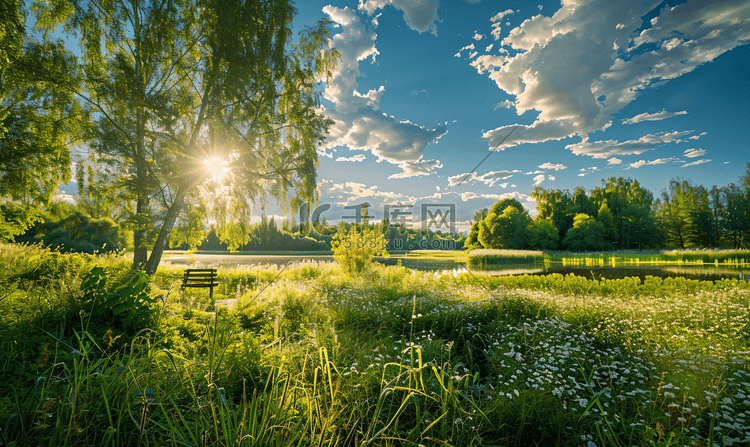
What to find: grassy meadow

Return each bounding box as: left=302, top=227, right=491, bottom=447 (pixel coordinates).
left=1, top=243, right=750, bottom=446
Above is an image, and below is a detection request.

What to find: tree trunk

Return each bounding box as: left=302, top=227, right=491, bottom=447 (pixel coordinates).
left=144, top=188, right=189, bottom=275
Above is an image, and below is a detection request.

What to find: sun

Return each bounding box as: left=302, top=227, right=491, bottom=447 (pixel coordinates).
left=202, top=156, right=230, bottom=182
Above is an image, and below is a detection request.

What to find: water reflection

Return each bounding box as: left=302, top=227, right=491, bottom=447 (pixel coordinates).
left=161, top=252, right=748, bottom=282
left=469, top=262, right=750, bottom=282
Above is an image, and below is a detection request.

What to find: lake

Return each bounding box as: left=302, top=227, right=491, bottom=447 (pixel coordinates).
left=161, top=252, right=749, bottom=282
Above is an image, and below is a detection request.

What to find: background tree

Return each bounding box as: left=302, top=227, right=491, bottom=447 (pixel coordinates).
left=562, top=213, right=612, bottom=252
left=1, top=0, right=76, bottom=240
left=33, top=0, right=338, bottom=273
left=477, top=199, right=531, bottom=249
left=527, top=217, right=558, bottom=251
left=531, top=187, right=575, bottom=247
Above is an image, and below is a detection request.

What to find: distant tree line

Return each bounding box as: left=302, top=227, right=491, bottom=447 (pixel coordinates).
left=467, top=164, right=750, bottom=252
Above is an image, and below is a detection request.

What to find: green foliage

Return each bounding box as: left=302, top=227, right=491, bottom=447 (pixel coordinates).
left=3, top=244, right=750, bottom=447
left=527, top=217, right=559, bottom=250
left=476, top=198, right=532, bottom=249
left=331, top=225, right=389, bottom=274
left=0, top=202, right=41, bottom=241
left=16, top=204, right=123, bottom=253
left=31, top=0, right=339, bottom=274
left=562, top=213, right=613, bottom=252
left=81, top=266, right=151, bottom=317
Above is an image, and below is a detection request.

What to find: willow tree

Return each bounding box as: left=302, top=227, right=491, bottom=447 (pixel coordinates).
left=33, top=0, right=337, bottom=273
left=1, top=0, right=76, bottom=240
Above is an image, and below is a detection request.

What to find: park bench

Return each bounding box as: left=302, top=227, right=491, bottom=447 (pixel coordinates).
left=181, top=268, right=219, bottom=301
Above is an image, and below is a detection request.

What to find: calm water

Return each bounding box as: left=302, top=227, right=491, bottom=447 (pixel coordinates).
left=161, top=253, right=749, bottom=282
left=469, top=263, right=750, bottom=282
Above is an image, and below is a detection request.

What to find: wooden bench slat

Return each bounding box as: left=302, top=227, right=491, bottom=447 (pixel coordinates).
left=182, top=268, right=219, bottom=301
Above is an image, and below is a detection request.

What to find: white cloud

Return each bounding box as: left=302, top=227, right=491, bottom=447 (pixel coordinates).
left=491, top=23, right=503, bottom=41
left=565, top=130, right=694, bottom=159
left=538, top=162, right=566, bottom=171
left=485, top=44, right=493, bottom=52
left=470, top=0, right=750, bottom=151
left=491, top=9, right=514, bottom=22
left=524, top=170, right=545, bottom=175
left=622, top=110, right=688, bottom=125
left=682, top=159, right=712, bottom=168
left=578, top=173, right=585, bottom=177
left=684, top=148, right=706, bottom=158
left=473, top=31, right=484, bottom=41
left=460, top=192, right=478, bottom=201
left=481, top=192, right=529, bottom=202
left=411, top=89, right=429, bottom=96
left=548, top=176, right=555, bottom=181
left=689, top=132, right=708, bottom=140
left=447, top=169, right=521, bottom=187
left=489, top=9, right=513, bottom=41
left=388, top=159, right=443, bottom=179
left=321, top=6, right=448, bottom=177
left=628, top=157, right=681, bottom=169
left=359, top=0, right=441, bottom=36
left=319, top=179, right=415, bottom=207
left=607, top=157, right=622, bottom=165
left=336, top=154, right=367, bottom=162
left=494, top=100, right=514, bottom=109
left=532, top=174, right=545, bottom=186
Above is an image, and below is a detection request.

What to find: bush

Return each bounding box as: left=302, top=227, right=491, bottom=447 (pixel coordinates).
left=331, top=226, right=388, bottom=274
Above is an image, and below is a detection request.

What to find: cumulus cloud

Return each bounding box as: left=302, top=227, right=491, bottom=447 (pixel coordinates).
left=322, top=6, right=448, bottom=177
left=682, top=159, right=712, bottom=168
left=627, top=157, right=681, bottom=169
left=607, top=157, right=622, bottom=165
left=565, top=130, right=694, bottom=159
left=473, top=31, right=484, bottom=41
left=532, top=174, right=545, bottom=186
left=447, top=169, right=521, bottom=187
left=336, top=154, right=367, bottom=162
left=684, top=148, right=706, bottom=158
left=489, top=9, right=513, bottom=41
left=538, top=162, right=566, bottom=171
left=495, top=100, right=514, bottom=109
left=388, top=159, right=443, bottom=179
left=319, top=179, right=415, bottom=206
left=548, top=176, right=555, bottom=181
left=469, top=0, right=750, bottom=152
left=359, top=0, right=441, bottom=36
left=481, top=192, right=530, bottom=203
left=622, top=110, right=688, bottom=125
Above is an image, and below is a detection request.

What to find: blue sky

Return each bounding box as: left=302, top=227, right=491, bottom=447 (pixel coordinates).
left=50, top=0, right=750, bottom=234
left=274, top=0, right=750, bottom=232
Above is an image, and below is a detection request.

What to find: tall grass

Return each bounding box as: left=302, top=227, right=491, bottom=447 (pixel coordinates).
left=545, top=248, right=750, bottom=265
left=1, top=243, right=749, bottom=446
left=467, top=249, right=544, bottom=269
